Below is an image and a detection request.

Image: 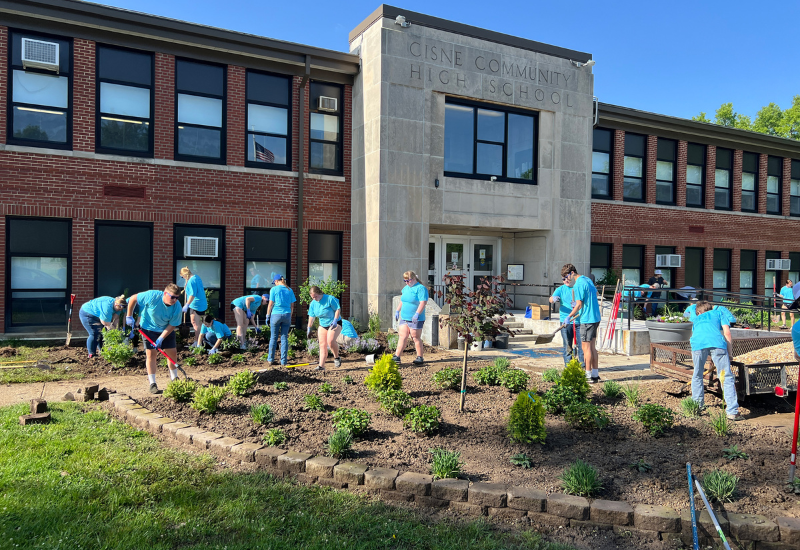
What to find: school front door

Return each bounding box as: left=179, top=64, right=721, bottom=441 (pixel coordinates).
left=428, top=236, right=500, bottom=304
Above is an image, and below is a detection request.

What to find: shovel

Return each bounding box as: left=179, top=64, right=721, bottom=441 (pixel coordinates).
left=65, top=294, right=76, bottom=346
left=0, top=361, right=52, bottom=371
left=534, top=321, right=569, bottom=345
left=137, top=328, right=191, bottom=380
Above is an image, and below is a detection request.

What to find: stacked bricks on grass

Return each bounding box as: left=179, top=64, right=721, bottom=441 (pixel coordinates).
left=590, top=499, right=633, bottom=526
left=255, top=447, right=286, bottom=468
left=209, top=437, right=242, bottom=457
left=278, top=451, right=312, bottom=474
left=679, top=508, right=729, bottom=546
left=634, top=504, right=681, bottom=534
left=147, top=416, right=177, bottom=433
left=547, top=493, right=589, bottom=521
left=193, top=431, right=223, bottom=450
left=469, top=483, right=510, bottom=519
left=19, top=412, right=50, bottom=425
left=133, top=411, right=162, bottom=429
left=30, top=398, right=47, bottom=414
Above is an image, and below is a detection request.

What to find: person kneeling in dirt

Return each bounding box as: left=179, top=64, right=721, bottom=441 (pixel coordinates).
left=126, top=284, right=183, bottom=394
left=199, top=314, right=233, bottom=356
left=337, top=319, right=359, bottom=349
left=689, top=300, right=741, bottom=421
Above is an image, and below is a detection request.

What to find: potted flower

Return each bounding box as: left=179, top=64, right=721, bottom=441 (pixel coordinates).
left=645, top=307, right=693, bottom=343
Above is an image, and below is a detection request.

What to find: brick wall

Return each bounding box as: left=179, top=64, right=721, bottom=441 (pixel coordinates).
left=732, top=150, right=743, bottom=211
left=612, top=130, right=625, bottom=201
left=676, top=141, right=687, bottom=207
left=645, top=135, right=657, bottom=204
left=704, top=145, right=716, bottom=211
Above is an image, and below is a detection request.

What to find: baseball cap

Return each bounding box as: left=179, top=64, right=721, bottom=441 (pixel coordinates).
left=789, top=282, right=800, bottom=310
left=654, top=269, right=662, bottom=275
left=272, top=273, right=285, bottom=283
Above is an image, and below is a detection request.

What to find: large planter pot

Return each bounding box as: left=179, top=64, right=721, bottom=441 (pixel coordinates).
left=645, top=320, right=693, bottom=343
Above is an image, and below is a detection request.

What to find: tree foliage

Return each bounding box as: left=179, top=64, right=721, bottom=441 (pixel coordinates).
left=693, top=96, right=800, bottom=140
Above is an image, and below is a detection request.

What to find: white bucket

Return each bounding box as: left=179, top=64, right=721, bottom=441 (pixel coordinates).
left=365, top=354, right=376, bottom=365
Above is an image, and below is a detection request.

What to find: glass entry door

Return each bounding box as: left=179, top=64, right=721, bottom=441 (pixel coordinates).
left=472, top=243, right=494, bottom=288
left=429, top=236, right=499, bottom=295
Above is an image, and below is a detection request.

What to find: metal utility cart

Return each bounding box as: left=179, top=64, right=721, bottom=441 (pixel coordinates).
left=650, top=337, right=798, bottom=399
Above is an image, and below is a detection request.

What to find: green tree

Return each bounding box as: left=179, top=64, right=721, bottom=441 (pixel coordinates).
left=13, top=125, right=49, bottom=141
left=779, top=95, right=800, bottom=140
left=692, top=112, right=712, bottom=123
left=752, top=103, right=785, bottom=137
left=712, top=103, right=752, bottom=130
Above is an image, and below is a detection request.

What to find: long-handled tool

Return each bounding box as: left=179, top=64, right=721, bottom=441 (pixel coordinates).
left=687, top=463, right=700, bottom=550
left=137, top=329, right=191, bottom=380
left=65, top=294, right=76, bottom=346
left=534, top=321, right=569, bottom=345
left=692, top=475, right=733, bottom=550
left=284, top=363, right=311, bottom=369
left=789, top=361, right=800, bottom=483
left=0, top=361, right=51, bottom=371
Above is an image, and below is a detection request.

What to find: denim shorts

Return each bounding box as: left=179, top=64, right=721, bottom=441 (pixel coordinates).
left=399, top=318, right=425, bottom=330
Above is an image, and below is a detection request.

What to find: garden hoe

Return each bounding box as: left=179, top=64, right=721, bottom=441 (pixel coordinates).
left=136, top=329, right=191, bottom=381
left=534, top=321, right=569, bottom=345
left=65, top=293, right=76, bottom=346
left=0, top=361, right=52, bottom=371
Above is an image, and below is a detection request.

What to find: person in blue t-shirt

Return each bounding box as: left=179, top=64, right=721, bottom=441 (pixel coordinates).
left=778, top=279, right=795, bottom=329
left=249, top=266, right=265, bottom=289
left=126, top=283, right=183, bottom=394
left=231, top=294, right=267, bottom=350
left=79, top=295, right=127, bottom=358
left=549, top=277, right=584, bottom=367
left=689, top=301, right=740, bottom=420
left=393, top=270, right=429, bottom=366
left=266, top=274, right=296, bottom=366
left=563, top=263, right=602, bottom=383
left=179, top=267, right=207, bottom=348
left=199, top=314, right=233, bottom=354
left=306, top=285, right=342, bottom=370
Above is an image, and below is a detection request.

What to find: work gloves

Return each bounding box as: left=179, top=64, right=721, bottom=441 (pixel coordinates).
left=182, top=304, right=189, bottom=313
left=306, top=326, right=312, bottom=338
left=208, top=348, right=218, bottom=356
left=126, top=316, right=135, bottom=328
left=246, top=310, right=253, bottom=320
left=254, top=327, right=261, bottom=334
left=394, top=311, right=400, bottom=321
left=411, top=313, right=419, bottom=323
left=155, top=337, right=164, bottom=349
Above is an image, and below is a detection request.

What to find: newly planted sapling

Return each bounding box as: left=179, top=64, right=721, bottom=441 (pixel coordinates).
left=331, top=408, right=371, bottom=437
left=183, top=356, right=197, bottom=367
left=542, top=368, right=562, bottom=384
left=325, top=429, right=353, bottom=458
left=709, top=410, right=731, bottom=437
left=723, top=445, right=748, bottom=461
left=560, top=460, right=602, bottom=497
left=375, top=389, right=413, bottom=417
left=208, top=352, right=225, bottom=365
left=163, top=379, right=199, bottom=402
left=702, top=469, right=739, bottom=502
left=602, top=380, right=622, bottom=398
left=230, top=354, right=245, bottom=364
left=432, top=367, right=462, bottom=390
left=509, top=453, right=533, bottom=469
left=273, top=381, right=289, bottom=391
left=263, top=428, right=286, bottom=446
left=507, top=392, right=546, bottom=444
left=622, top=383, right=641, bottom=407
left=429, top=448, right=463, bottom=480
left=303, top=394, right=325, bottom=412
left=630, top=459, right=652, bottom=473
left=364, top=354, right=402, bottom=393
left=342, top=375, right=354, bottom=385
left=192, top=345, right=205, bottom=356
left=191, top=385, right=227, bottom=414
left=318, top=382, right=334, bottom=394
left=250, top=403, right=275, bottom=425
left=227, top=370, right=257, bottom=397
left=564, top=402, right=610, bottom=431
left=632, top=404, right=674, bottom=437
left=680, top=397, right=702, bottom=418
left=403, top=405, right=441, bottom=435
left=499, top=369, right=529, bottom=393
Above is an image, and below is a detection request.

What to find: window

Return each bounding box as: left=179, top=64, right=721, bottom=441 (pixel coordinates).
left=767, top=156, right=782, bottom=214
left=686, top=143, right=706, bottom=208
left=655, top=138, right=676, bottom=204
left=741, top=152, right=758, bottom=212
left=591, top=129, right=612, bottom=198
left=308, top=232, right=341, bottom=284
left=685, top=247, right=704, bottom=289
left=622, top=133, right=645, bottom=201
left=309, top=82, right=343, bottom=174
left=175, top=59, right=225, bottom=162
left=6, top=217, right=70, bottom=327
left=175, top=225, right=224, bottom=320
left=740, top=250, right=756, bottom=296
left=791, top=160, right=800, bottom=216
left=244, top=229, right=289, bottom=295
left=590, top=243, right=611, bottom=282
left=96, top=222, right=152, bottom=298
left=765, top=250, right=782, bottom=306
left=622, top=245, right=643, bottom=286
left=8, top=31, right=72, bottom=148
left=444, top=99, right=537, bottom=184
left=789, top=252, right=800, bottom=288
left=713, top=249, right=731, bottom=299
left=97, top=45, right=153, bottom=155
left=654, top=246, right=675, bottom=288
left=246, top=71, right=291, bottom=170
left=715, top=148, right=732, bottom=210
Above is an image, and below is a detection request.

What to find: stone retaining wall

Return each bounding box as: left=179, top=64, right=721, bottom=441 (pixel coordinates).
left=108, top=392, right=800, bottom=549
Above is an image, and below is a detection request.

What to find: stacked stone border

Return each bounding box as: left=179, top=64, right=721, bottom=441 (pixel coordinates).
left=107, top=392, right=800, bottom=549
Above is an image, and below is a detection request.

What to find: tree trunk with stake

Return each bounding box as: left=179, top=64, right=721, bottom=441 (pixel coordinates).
left=459, top=344, right=469, bottom=412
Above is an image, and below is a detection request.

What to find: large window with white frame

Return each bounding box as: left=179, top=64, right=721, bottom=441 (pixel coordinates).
left=767, top=156, right=782, bottom=214
left=175, top=59, right=225, bottom=163
left=591, top=128, right=612, bottom=198
left=8, top=30, right=72, bottom=149
left=715, top=147, right=732, bottom=210
left=246, top=71, right=291, bottom=170
left=656, top=138, right=676, bottom=204
left=686, top=143, right=705, bottom=208
left=741, top=152, right=758, bottom=212
left=623, top=133, right=645, bottom=201
left=444, top=98, right=537, bottom=184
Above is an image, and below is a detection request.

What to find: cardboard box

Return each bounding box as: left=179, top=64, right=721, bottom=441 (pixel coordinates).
left=528, top=304, right=550, bottom=320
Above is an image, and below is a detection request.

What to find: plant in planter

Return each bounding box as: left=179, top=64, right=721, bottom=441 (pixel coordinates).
left=645, top=306, right=693, bottom=343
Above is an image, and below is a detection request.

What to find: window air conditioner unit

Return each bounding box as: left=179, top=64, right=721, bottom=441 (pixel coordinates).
left=656, top=254, right=681, bottom=268
left=184, top=236, right=218, bottom=258
left=766, top=259, right=791, bottom=271
left=21, top=38, right=60, bottom=72
left=318, top=96, right=338, bottom=112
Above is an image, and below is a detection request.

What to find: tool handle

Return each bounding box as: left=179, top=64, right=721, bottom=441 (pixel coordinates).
left=70, top=294, right=76, bottom=305
left=687, top=463, right=699, bottom=550
left=692, top=476, right=733, bottom=550
left=137, top=328, right=179, bottom=368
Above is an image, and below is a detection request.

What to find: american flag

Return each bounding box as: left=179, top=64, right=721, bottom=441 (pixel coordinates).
left=254, top=141, right=275, bottom=163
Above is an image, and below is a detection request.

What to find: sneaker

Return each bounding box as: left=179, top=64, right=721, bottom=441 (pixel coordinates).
left=590, top=376, right=601, bottom=384
left=314, top=365, right=325, bottom=371
left=268, top=359, right=278, bottom=366
left=392, top=356, right=401, bottom=364
left=87, top=353, right=93, bottom=359
left=412, top=356, right=424, bottom=365
left=149, top=383, right=161, bottom=395
left=727, top=413, right=743, bottom=421
left=240, top=343, right=247, bottom=350
left=334, top=357, right=342, bottom=368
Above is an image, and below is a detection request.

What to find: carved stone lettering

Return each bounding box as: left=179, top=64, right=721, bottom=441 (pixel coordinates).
left=551, top=92, right=561, bottom=104
left=538, top=69, right=548, bottom=84
left=456, top=73, right=465, bottom=87
left=502, top=62, right=514, bottom=77
left=535, top=89, right=545, bottom=101
left=567, top=93, right=574, bottom=107
left=441, top=48, right=452, bottom=65
left=475, top=56, right=486, bottom=70
left=455, top=50, right=463, bottom=66
left=439, top=70, right=450, bottom=84
left=410, top=42, right=422, bottom=57
left=519, top=85, right=528, bottom=98
left=489, top=59, right=500, bottom=73
left=502, top=82, right=513, bottom=96
left=411, top=64, right=421, bottom=79
left=489, top=80, right=496, bottom=93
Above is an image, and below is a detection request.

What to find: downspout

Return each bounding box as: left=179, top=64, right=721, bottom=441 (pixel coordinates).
left=297, top=56, right=311, bottom=324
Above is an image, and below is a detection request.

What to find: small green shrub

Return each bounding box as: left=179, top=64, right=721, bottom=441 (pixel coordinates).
left=602, top=380, right=622, bottom=398
left=231, top=353, right=245, bottom=364
left=250, top=403, right=274, bottom=425
left=542, top=368, right=561, bottom=384
left=508, top=392, right=547, bottom=444
left=331, top=408, right=371, bottom=436
left=499, top=369, right=529, bottom=393
left=702, top=469, right=739, bottom=502
left=191, top=385, right=227, bottom=414
left=632, top=404, right=674, bottom=436
left=386, top=332, right=399, bottom=350
left=723, top=445, right=748, bottom=461
left=192, top=345, right=205, bottom=356
left=163, top=378, right=199, bottom=402
left=543, top=385, right=585, bottom=415
left=708, top=410, right=730, bottom=437
left=273, top=381, right=289, bottom=391
left=375, top=389, right=412, bottom=417
left=263, top=428, right=286, bottom=446
left=509, top=453, right=533, bottom=469
left=99, top=330, right=135, bottom=369
left=220, top=337, right=241, bottom=352
left=326, top=429, right=353, bottom=458
left=473, top=362, right=508, bottom=386
left=403, top=405, right=441, bottom=435
left=288, top=349, right=296, bottom=360
left=630, top=459, right=652, bottom=473
left=303, top=394, right=325, bottom=412
left=289, top=329, right=305, bottom=349
left=560, top=358, right=590, bottom=399
left=102, top=328, right=126, bottom=345
left=429, top=448, right=463, bottom=480
left=564, top=402, right=610, bottom=431
left=342, top=375, right=354, bottom=385
left=559, top=460, right=602, bottom=497
left=364, top=354, right=403, bottom=393
left=348, top=317, right=363, bottom=334
left=208, top=352, right=225, bottom=365
left=432, top=367, right=462, bottom=390
left=621, top=383, right=640, bottom=407
left=680, top=397, right=702, bottom=418
left=318, top=382, right=334, bottom=395
left=183, top=356, right=197, bottom=366
left=368, top=310, right=381, bottom=334
left=493, top=357, right=511, bottom=369
left=227, top=370, right=257, bottom=397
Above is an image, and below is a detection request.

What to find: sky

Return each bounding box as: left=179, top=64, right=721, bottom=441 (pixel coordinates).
left=96, top=0, right=799, bottom=121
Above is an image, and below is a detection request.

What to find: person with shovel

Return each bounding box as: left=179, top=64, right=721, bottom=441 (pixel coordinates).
left=231, top=294, right=267, bottom=349
left=125, top=284, right=183, bottom=394
left=266, top=274, right=296, bottom=366
left=549, top=277, right=584, bottom=367
left=563, top=264, right=601, bottom=383
left=79, top=295, right=127, bottom=358
left=199, top=314, right=233, bottom=355
left=306, top=285, right=342, bottom=371
left=179, top=267, right=207, bottom=348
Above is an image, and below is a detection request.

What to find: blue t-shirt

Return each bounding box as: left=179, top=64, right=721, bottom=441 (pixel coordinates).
left=341, top=319, right=358, bottom=338
left=684, top=303, right=697, bottom=320
left=250, top=274, right=265, bottom=288
left=635, top=284, right=652, bottom=299
left=200, top=320, right=232, bottom=339
left=185, top=275, right=207, bottom=311
left=137, top=290, right=182, bottom=332
left=684, top=304, right=735, bottom=325
left=269, top=285, right=296, bottom=315
left=572, top=276, right=600, bottom=324
left=400, top=282, right=429, bottom=321
left=780, top=286, right=794, bottom=302
left=308, top=294, right=340, bottom=327
left=690, top=308, right=733, bottom=351
left=82, top=297, right=116, bottom=323
left=232, top=295, right=263, bottom=314
left=551, top=285, right=576, bottom=323
left=792, top=322, right=800, bottom=359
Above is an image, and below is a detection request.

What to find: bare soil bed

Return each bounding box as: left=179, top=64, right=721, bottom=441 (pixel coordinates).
left=129, top=349, right=800, bottom=521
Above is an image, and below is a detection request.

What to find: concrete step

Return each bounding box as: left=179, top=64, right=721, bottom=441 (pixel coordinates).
left=504, top=322, right=525, bottom=329
left=510, top=334, right=539, bottom=343
left=511, top=329, right=532, bottom=335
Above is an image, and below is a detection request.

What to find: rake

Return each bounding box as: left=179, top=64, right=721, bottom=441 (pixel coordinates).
left=136, top=329, right=191, bottom=380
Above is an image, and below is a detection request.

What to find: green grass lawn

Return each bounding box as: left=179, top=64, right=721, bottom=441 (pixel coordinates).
left=0, top=403, right=574, bottom=550
left=0, top=343, right=85, bottom=384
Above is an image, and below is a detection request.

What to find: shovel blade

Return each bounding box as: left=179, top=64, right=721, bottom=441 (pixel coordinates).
left=65, top=332, right=72, bottom=346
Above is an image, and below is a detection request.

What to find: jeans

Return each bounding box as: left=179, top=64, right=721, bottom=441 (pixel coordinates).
left=79, top=308, right=103, bottom=355
left=268, top=313, right=292, bottom=364
left=560, top=323, right=584, bottom=367
left=691, top=347, right=739, bottom=416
